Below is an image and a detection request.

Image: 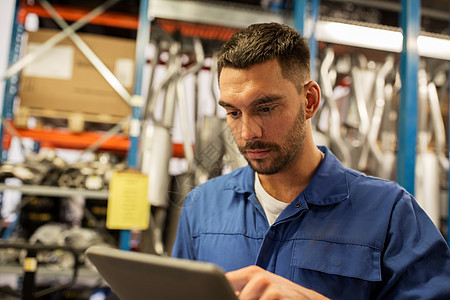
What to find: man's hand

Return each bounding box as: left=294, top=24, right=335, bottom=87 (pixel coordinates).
left=225, top=265, right=329, bottom=300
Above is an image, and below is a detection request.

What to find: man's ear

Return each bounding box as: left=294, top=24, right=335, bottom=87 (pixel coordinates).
left=304, top=81, right=321, bottom=119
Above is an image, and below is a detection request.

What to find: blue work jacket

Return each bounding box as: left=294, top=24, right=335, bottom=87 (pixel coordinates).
left=172, top=146, right=450, bottom=299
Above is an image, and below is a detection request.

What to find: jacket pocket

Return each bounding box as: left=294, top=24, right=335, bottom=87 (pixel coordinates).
left=291, top=239, right=382, bottom=281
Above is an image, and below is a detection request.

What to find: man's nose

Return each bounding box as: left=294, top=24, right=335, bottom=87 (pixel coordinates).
left=240, top=115, right=262, bottom=141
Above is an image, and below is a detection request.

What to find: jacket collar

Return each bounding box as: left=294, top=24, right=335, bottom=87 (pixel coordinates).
left=224, top=146, right=350, bottom=206
left=304, top=146, right=349, bottom=205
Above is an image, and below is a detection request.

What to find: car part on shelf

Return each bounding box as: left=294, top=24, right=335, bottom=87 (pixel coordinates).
left=415, top=66, right=447, bottom=228
left=358, top=54, right=396, bottom=178
left=18, top=223, right=112, bottom=271
left=141, top=40, right=182, bottom=209
left=0, top=240, right=80, bottom=300
left=318, top=47, right=352, bottom=166
left=0, top=149, right=66, bottom=185
left=58, top=153, right=126, bottom=190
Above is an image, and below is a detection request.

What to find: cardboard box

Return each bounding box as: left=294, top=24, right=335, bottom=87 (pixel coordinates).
left=19, top=29, right=135, bottom=118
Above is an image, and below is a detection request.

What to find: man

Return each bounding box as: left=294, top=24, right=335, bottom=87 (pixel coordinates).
left=172, top=22, right=450, bottom=299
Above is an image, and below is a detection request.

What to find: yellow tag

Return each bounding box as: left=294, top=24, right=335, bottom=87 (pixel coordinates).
left=106, top=170, right=150, bottom=230
left=23, top=257, right=37, bottom=272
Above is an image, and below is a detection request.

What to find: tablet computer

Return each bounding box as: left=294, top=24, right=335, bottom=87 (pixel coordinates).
left=85, top=246, right=238, bottom=300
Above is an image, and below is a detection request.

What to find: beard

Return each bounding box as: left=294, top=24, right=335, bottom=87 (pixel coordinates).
left=238, top=106, right=306, bottom=175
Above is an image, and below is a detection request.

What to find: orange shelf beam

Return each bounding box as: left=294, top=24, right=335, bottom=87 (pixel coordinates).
left=4, top=126, right=187, bottom=158
left=18, top=1, right=239, bottom=41
left=155, top=18, right=239, bottom=41
left=18, top=1, right=139, bottom=30
left=16, top=127, right=130, bottom=152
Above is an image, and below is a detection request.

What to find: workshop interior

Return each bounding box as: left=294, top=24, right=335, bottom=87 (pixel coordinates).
left=0, top=0, right=449, bottom=299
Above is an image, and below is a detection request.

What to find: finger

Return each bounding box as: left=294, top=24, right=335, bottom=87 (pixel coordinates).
left=238, top=273, right=270, bottom=300
left=226, top=269, right=251, bottom=292
left=225, top=266, right=260, bottom=292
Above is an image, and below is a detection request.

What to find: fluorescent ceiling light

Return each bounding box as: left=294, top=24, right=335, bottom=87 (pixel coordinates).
left=316, top=20, right=450, bottom=61
left=418, top=35, right=450, bottom=60
left=316, top=21, right=402, bottom=52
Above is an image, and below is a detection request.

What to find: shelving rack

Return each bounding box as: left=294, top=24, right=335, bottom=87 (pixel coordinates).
left=146, top=0, right=449, bottom=242
left=0, top=0, right=141, bottom=160
left=1, top=0, right=449, bottom=250
left=0, top=0, right=149, bottom=254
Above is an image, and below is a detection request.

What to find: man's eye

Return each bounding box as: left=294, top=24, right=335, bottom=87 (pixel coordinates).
left=227, top=111, right=241, bottom=118
left=258, top=106, right=274, bottom=114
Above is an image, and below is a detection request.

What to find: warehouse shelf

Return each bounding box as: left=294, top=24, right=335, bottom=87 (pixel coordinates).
left=150, top=0, right=450, bottom=60
left=0, top=241, right=105, bottom=299
left=0, top=263, right=100, bottom=279
left=146, top=0, right=449, bottom=244
left=1, top=0, right=141, bottom=159
left=0, top=183, right=109, bottom=199
left=1, top=0, right=449, bottom=255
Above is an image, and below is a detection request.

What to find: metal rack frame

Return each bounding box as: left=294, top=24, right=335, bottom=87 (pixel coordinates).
left=119, top=0, right=150, bottom=251
left=0, top=183, right=108, bottom=199
left=1, top=0, right=449, bottom=249
left=0, top=0, right=150, bottom=251
left=147, top=0, right=449, bottom=243
left=397, top=0, right=420, bottom=196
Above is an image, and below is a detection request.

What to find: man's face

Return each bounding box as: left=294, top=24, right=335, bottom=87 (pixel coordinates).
left=219, top=59, right=306, bottom=175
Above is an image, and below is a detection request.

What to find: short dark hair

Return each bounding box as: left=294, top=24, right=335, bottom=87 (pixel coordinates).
left=217, top=22, right=311, bottom=90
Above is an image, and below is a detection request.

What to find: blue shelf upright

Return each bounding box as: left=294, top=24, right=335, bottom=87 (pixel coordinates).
left=397, top=0, right=420, bottom=195
left=293, top=0, right=320, bottom=82
left=120, top=0, right=150, bottom=251
left=1, top=0, right=23, bottom=162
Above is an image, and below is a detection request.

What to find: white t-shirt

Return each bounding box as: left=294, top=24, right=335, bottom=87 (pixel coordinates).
left=254, top=173, right=290, bottom=226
